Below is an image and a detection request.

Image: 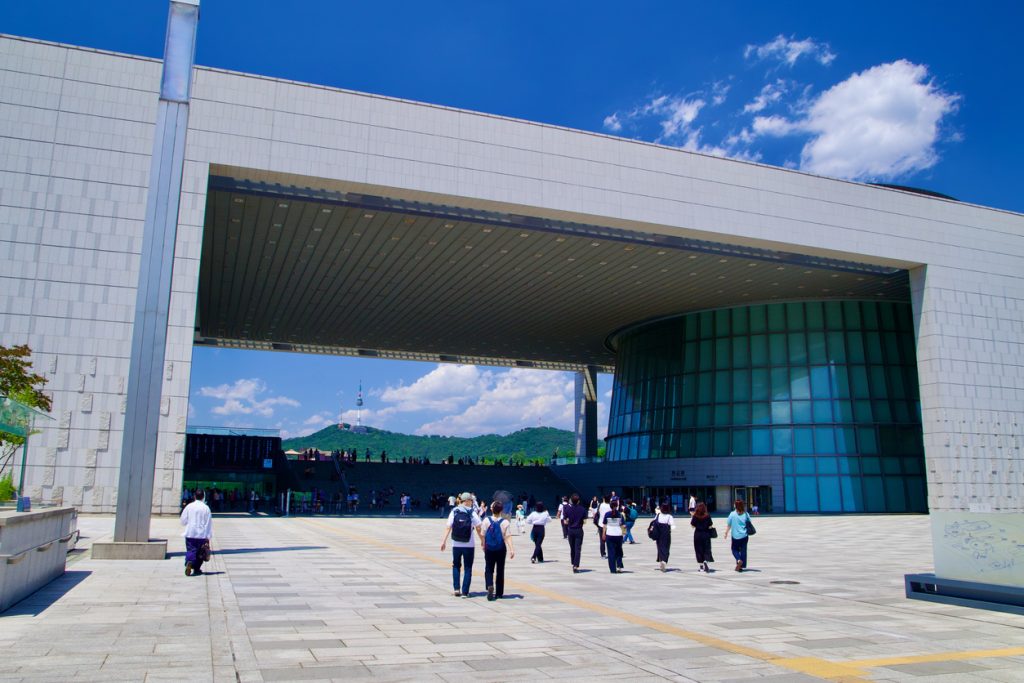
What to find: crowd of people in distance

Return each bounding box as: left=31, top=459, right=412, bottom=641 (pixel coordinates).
left=290, top=447, right=549, bottom=467
left=441, top=491, right=759, bottom=599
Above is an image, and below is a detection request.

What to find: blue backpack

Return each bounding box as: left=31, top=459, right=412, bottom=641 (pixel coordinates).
left=484, top=518, right=506, bottom=551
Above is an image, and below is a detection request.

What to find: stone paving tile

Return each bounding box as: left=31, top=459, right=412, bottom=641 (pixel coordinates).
left=7, top=515, right=1024, bottom=682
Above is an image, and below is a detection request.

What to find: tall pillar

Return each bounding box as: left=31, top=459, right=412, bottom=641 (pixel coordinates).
left=906, top=264, right=1024, bottom=608
left=112, top=1, right=199, bottom=546
left=574, top=366, right=598, bottom=463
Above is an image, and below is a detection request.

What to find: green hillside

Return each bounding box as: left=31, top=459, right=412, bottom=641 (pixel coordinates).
left=283, top=425, right=601, bottom=464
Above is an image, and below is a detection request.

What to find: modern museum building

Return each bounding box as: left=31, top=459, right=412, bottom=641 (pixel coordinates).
left=0, top=22, right=1021, bottom=590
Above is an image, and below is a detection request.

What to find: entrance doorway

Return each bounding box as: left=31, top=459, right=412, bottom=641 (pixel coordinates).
left=733, top=486, right=772, bottom=514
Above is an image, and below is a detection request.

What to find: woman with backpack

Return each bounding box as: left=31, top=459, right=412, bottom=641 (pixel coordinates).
left=725, top=499, right=754, bottom=572
left=648, top=502, right=675, bottom=572
left=525, top=502, right=552, bottom=563
left=600, top=499, right=626, bottom=573
left=480, top=500, right=515, bottom=600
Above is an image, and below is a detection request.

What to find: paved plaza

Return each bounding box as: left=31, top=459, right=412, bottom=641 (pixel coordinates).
left=1, top=514, right=1023, bottom=682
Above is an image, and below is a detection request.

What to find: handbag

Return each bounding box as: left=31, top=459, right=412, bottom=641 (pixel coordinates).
left=199, top=541, right=212, bottom=562
left=647, top=517, right=659, bottom=540
left=745, top=514, right=756, bottom=536
left=708, top=526, right=718, bottom=538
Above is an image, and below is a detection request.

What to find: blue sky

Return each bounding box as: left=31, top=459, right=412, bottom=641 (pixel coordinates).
left=7, top=1, right=1022, bottom=439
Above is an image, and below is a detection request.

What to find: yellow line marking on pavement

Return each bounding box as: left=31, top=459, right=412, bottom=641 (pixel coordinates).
left=848, top=646, right=1024, bottom=668
left=300, top=518, right=870, bottom=682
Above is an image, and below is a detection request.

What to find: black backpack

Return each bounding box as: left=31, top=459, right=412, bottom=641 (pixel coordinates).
left=451, top=508, right=473, bottom=542
left=647, top=516, right=661, bottom=540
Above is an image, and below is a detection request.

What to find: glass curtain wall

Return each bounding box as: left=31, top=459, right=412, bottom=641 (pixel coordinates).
left=606, top=300, right=927, bottom=512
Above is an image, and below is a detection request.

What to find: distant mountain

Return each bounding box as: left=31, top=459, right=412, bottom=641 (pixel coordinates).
left=282, top=425, right=601, bottom=463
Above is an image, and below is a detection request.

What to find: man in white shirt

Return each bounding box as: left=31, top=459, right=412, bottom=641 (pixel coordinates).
left=597, top=495, right=612, bottom=558
left=440, top=492, right=483, bottom=597
left=180, top=489, right=213, bottom=576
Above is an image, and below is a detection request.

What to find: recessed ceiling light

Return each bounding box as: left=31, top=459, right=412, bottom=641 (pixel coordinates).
left=718, top=258, right=727, bottom=263
left=567, top=257, right=575, bottom=262
left=391, top=236, right=400, bottom=240
left=688, top=255, right=697, bottom=259
left=803, top=270, right=813, bottom=274
left=599, top=261, right=607, bottom=265
left=556, top=237, right=566, bottom=242
left=748, top=263, right=758, bottom=267
left=717, top=275, right=725, bottom=279
left=321, top=208, right=331, bottom=214
left=279, top=203, right=289, bottom=209
left=831, top=274, right=840, bottom=278
left=657, top=250, right=666, bottom=255
left=624, top=246, right=634, bottom=251
left=313, top=227, right=322, bottom=232
left=630, top=265, right=638, bottom=269
left=464, top=245, right=473, bottom=249
left=482, top=228, right=492, bottom=233
left=689, top=272, right=697, bottom=276
left=231, top=218, right=240, bottom=223
left=444, top=223, right=454, bottom=228
left=776, top=266, right=785, bottom=271
left=590, top=242, right=600, bottom=247
left=660, top=268, right=667, bottom=273
left=363, top=213, right=374, bottom=219
left=519, top=233, right=529, bottom=238
left=353, top=232, right=361, bottom=237
left=428, top=240, right=437, bottom=245
left=500, top=249, right=509, bottom=254
left=272, top=223, right=282, bottom=228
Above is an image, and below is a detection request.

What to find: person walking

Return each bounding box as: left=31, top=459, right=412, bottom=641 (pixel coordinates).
left=596, top=495, right=611, bottom=558
left=525, top=502, right=552, bottom=563
left=649, top=501, right=675, bottom=572
left=180, top=489, right=213, bottom=576
left=725, top=499, right=753, bottom=572
left=514, top=504, right=526, bottom=534
left=440, top=492, right=483, bottom=596
left=600, top=499, right=626, bottom=573
left=480, top=501, right=515, bottom=600
left=623, top=499, right=638, bottom=544
left=690, top=502, right=715, bottom=573
left=562, top=493, right=588, bottom=573
left=556, top=496, right=569, bottom=539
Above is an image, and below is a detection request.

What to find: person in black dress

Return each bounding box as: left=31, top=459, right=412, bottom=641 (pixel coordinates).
left=651, top=501, right=674, bottom=572
left=690, top=502, right=715, bottom=573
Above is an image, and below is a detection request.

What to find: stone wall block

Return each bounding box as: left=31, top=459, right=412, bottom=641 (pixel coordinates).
left=68, top=486, right=83, bottom=505
left=41, top=466, right=54, bottom=486
left=165, top=362, right=173, bottom=380
left=51, top=486, right=64, bottom=505
left=59, top=410, right=72, bottom=429
left=82, top=467, right=95, bottom=487
left=44, top=448, right=57, bottom=467
left=99, top=411, right=111, bottom=430
left=88, top=357, right=97, bottom=376
left=160, top=397, right=170, bottom=416
left=97, top=430, right=109, bottom=450
left=57, top=429, right=69, bottom=449
left=76, top=374, right=85, bottom=392
left=80, top=393, right=93, bottom=412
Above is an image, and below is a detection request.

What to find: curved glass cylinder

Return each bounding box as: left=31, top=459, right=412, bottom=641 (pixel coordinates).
left=606, top=300, right=926, bottom=512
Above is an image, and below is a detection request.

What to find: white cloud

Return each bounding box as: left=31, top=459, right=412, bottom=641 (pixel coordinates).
left=198, top=378, right=300, bottom=418
left=603, top=113, right=622, bottom=132
left=656, top=97, right=706, bottom=140
left=711, top=80, right=731, bottom=106
left=745, top=35, right=835, bottom=67
left=743, top=80, right=789, bottom=114
left=379, top=364, right=490, bottom=412
left=751, top=115, right=800, bottom=137
left=303, top=411, right=337, bottom=428
left=415, top=368, right=575, bottom=437
left=340, top=406, right=396, bottom=427
left=743, top=60, right=958, bottom=180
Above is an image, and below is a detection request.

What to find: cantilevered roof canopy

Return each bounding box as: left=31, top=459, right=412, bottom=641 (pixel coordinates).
left=195, top=174, right=910, bottom=372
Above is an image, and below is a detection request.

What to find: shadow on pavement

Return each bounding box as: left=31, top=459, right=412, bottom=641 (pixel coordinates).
left=166, top=545, right=327, bottom=558
left=1, top=570, right=92, bottom=617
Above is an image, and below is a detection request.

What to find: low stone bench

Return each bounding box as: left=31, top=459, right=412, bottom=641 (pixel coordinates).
left=0, top=507, right=78, bottom=612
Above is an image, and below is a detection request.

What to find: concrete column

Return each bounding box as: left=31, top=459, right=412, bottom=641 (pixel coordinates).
left=112, top=1, right=199, bottom=546
left=574, top=366, right=598, bottom=463
left=909, top=264, right=1024, bottom=591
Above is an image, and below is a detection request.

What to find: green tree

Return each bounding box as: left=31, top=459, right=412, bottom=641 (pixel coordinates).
left=0, top=345, right=52, bottom=482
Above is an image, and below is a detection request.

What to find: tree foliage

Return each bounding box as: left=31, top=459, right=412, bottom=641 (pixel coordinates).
left=284, top=425, right=601, bottom=464
left=1, top=344, right=51, bottom=481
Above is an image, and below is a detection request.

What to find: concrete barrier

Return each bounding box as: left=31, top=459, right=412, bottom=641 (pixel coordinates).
left=0, top=507, right=78, bottom=612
